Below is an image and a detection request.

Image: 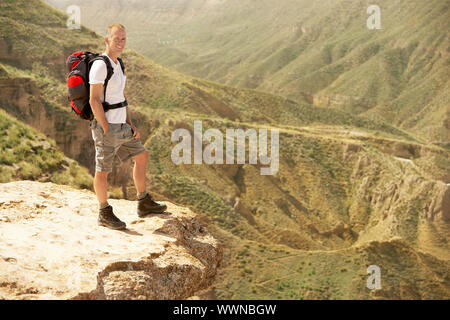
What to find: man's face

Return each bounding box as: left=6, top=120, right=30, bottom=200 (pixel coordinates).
left=106, top=28, right=126, bottom=55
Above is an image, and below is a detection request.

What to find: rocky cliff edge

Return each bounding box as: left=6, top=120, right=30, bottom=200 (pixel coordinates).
left=0, top=181, right=222, bottom=300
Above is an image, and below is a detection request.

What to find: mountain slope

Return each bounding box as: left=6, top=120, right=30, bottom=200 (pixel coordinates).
left=0, top=108, right=92, bottom=189
left=2, top=0, right=417, bottom=172
left=46, top=0, right=450, bottom=143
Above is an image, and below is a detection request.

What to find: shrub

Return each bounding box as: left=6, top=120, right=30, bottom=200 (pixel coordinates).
left=51, top=171, right=70, bottom=185
left=18, top=160, right=41, bottom=180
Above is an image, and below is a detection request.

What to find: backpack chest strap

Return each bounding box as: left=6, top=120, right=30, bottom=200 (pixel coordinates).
left=102, top=100, right=128, bottom=112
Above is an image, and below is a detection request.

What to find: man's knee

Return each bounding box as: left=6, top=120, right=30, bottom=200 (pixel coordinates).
left=134, top=151, right=149, bottom=163
left=95, top=171, right=109, bottom=180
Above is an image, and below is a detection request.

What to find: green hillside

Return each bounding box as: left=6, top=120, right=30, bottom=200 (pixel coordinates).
left=46, top=0, right=450, bottom=143
left=1, top=0, right=449, bottom=299
left=0, top=109, right=92, bottom=189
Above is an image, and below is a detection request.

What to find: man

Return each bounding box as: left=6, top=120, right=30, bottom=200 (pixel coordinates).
left=89, top=23, right=166, bottom=230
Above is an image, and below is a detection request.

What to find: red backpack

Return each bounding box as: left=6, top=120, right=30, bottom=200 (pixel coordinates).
left=66, top=51, right=126, bottom=120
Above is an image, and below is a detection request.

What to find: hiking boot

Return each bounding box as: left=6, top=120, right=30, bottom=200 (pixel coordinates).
left=137, top=193, right=167, bottom=217
left=98, top=205, right=126, bottom=230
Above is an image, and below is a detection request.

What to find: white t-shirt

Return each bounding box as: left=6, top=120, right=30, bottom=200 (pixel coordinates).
left=89, top=52, right=127, bottom=123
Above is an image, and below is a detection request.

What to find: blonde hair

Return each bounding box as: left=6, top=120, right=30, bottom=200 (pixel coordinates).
left=106, top=24, right=126, bottom=39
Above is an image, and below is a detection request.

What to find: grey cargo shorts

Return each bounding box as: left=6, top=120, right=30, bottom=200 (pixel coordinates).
left=90, top=119, right=147, bottom=172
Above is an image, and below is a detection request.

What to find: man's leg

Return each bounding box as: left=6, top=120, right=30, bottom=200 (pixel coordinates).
left=92, top=122, right=126, bottom=230
left=94, top=170, right=126, bottom=230
left=131, top=151, right=167, bottom=216
left=94, top=171, right=109, bottom=205
left=132, top=151, right=149, bottom=194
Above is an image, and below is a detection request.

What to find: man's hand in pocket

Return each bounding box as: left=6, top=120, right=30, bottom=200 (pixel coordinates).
left=130, top=124, right=140, bottom=139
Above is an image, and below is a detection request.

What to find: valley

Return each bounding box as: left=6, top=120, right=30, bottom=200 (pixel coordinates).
left=0, top=0, right=448, bottom=299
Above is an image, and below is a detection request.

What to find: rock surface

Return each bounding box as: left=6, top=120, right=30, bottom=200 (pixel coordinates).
left=0, top=181, right=222, bottom=300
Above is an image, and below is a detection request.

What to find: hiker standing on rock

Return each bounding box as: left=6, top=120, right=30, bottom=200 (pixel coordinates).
left=89, top=24, right=166, bottom=230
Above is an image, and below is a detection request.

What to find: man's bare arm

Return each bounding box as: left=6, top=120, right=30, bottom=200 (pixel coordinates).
left=90, top=83, right=109, bottom=133
left=125, top=93, right=133, bottom=126
left=124, top=93, right=140, bottom=139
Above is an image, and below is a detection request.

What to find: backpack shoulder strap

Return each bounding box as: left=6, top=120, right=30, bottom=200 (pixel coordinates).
left=99, top=56, right=114, bottom=100
left=88, top=55, right=114, bottom=100
left=117, top=57, right=125, bottom=75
